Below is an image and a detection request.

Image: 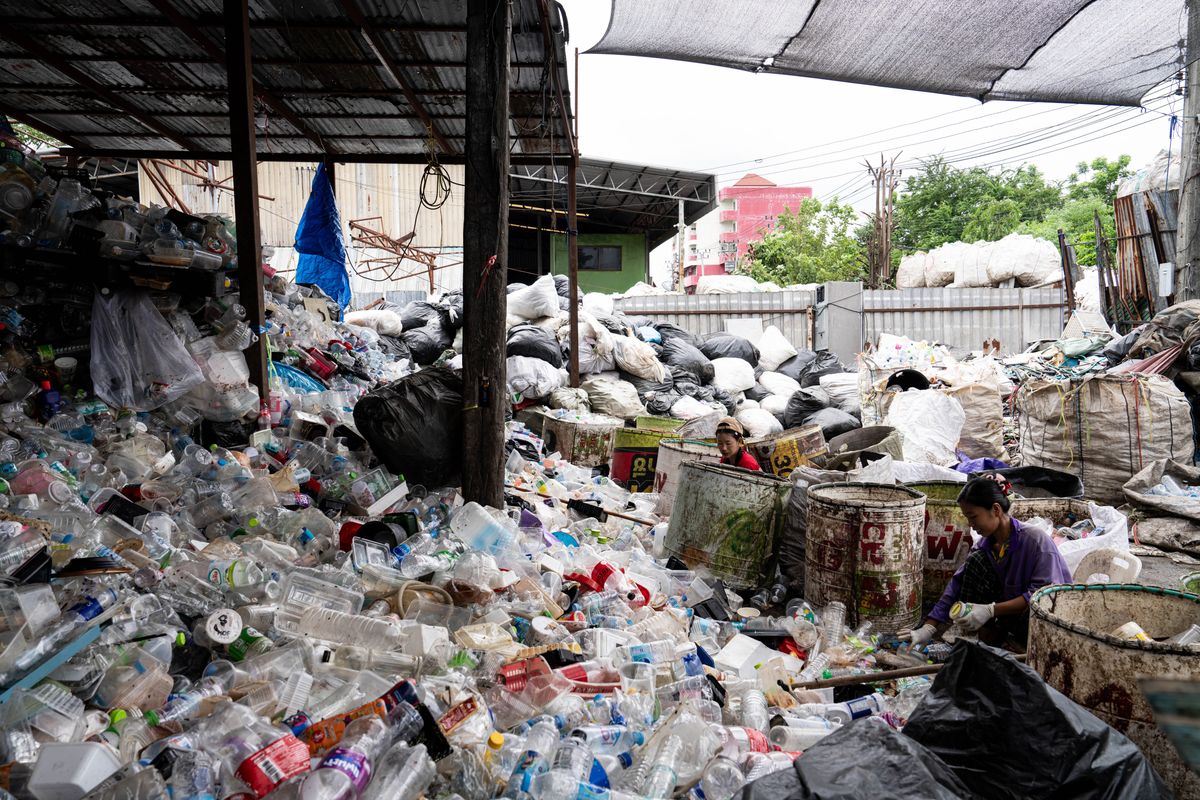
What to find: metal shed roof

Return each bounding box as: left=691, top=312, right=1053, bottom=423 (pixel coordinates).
left=509, top=158, right=717, bottom=249
left=0, top=0, right=574, bottom=162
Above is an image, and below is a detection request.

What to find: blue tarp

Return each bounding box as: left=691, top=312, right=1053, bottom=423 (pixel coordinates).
left=294, top=162, right=351, bottom=311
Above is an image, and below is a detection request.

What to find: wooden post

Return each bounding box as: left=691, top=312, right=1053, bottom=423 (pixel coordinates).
left=567, top=159, right=580, bottom=387
left=461, top=0, right=510, bottom=507
left=1177, top=0, right=1200, bottom=301
left=1058, top=228, right=1077, bottom=313
left=223, top=0, right=268, bottom=399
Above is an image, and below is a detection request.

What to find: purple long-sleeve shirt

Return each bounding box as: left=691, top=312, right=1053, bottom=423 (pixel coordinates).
left=928, top=517, right=1072, bottom=624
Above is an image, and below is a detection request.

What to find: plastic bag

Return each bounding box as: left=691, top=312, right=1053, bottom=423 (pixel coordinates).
left=582, top=292, right=614, bottom=317
left=1123, top=459, right=1200, bottom=521
left=670, top=394, right=717, bottom=420
left=506, top=356, right=567, bottom=401
left=90, top=289, right=205, bottom=412
left=1056, top=504, right=1130, bottom=576
left=757, top=325, right=798, bottom=371
left=737, top=408, right=783, bottom=438
left=804, top=407, right=859, bottom=439
left=904, top=641, right=1168, bottom=799
left=745, top=382, right=771, bottom=402
left=612, top=335, right=669, bottom=382
left=353, top=366, right=463, bottom=488
left=700, top=332, right=759, bottom=365
left=661, top=338, right=714, bottom=385
left=400, top=322, right=453, bottom=365
left=884, top=391, right=965, bottom=465
left=784, top=387, right=831, bottom=429
left=775, top=350, right=819, bottom=382
left=760, top=371, right=801, bottom=398
left=507, top=275, right=561, bottom=321
left=506, top=324, right=564, bottom=368
left=620, top=370, right=674, bottom=396
left=344, top=309, right=406, bottom=336
left=710, top=357, right=756, bottom=393
left=581, top=376, right=645, bottom=419
left=761, top=394, right=790, bottom=421
left=548, top=387, right=589, bottom=412
left=801, top=350, right=848, bottom=388
left=653, top=322, right=703, bottom=350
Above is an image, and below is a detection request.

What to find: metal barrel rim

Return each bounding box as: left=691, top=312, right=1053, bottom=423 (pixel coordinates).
left=807, top=482, right=926, bottom=507
left=1031, top=583, right=1200, bottom=656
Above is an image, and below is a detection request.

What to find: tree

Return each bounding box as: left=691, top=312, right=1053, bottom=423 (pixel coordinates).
left=742, top=198, right=865, bottom=286
left=1066, top=155, right=1132, bottom=206
left=1019, top=195, right=1113, bottom=267
left=3, top=121, right=59, bottom=150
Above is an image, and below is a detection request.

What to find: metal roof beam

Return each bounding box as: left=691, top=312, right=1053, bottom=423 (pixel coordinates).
left=0, top=109, right=89, bottom=149
left=0, top=30, right=202, bottom=151
left=510, top=173, right=711, bottom=204
left=0, top=84, right=548, bottom=98
left=46, top=147, right=568, bottom=165
left=144, top=0, right=331, bottom=153
left=0, top=53, right=546, bottom=69
left=336, top=0, right=455, bottom=156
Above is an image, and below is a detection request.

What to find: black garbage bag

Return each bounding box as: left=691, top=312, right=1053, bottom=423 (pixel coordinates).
left=507, top=324, right=564, bottom=368
left=653, top=322, right=704, bottom=350
left=644, top=391, right=681, bottom=416
left=400, top=301, right=451, bottom=331
left=674, top=379, right=700, bottom=398
left=801, top=350, right=848, bottom=387
left=700, top=332, right=760, bottom=366
left=624, top=315, right=653, bottom=330
left=375, top=334, right=413, bottom=361
left=784, top=387, right=831, bottom=429
left=595, top=314, right=633, bottom=337
left=742, top=719, right=972, bottom=800
left=711, top=386, right=738, bottom=415
left=804, top=407, right=859, bottom=439
left=992, top=466, right=1084, bottom=498
left=621, top=370, right=674, bottom=396
left=662, top=338, right=715, bottom=385
left=774, top=350, right=819, bottom=382
left=438, top=290, right=464, bottom=329
left=745, top=383, right=770, bottom=403
left=552, top=273, right=571, bottom=298
left=354, top=366, right=463, bottom=488
left=401, top=321, right=453, bottom=365
left=904, top=641, right=1169, bottom=800
left=693, top=385, right=716, bottom=403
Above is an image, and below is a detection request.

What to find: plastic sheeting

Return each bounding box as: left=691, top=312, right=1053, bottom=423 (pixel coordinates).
left=295, top=163, right=352, bottom=312
left=590, top=0, right=1180, bottom=106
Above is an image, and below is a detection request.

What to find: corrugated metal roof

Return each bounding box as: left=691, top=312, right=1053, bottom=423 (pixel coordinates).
left=0, top=0, right=574, bottom=161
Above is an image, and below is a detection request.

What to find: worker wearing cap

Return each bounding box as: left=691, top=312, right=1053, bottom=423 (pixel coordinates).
left=715, top=417, right=761, bottom=471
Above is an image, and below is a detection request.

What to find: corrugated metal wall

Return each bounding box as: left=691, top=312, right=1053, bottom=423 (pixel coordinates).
left=863, top=288, right=1065, bottom=351
left=614, top=290, right=818, bottom=349
left=613, top=287, right=1065, bottom=354
left=138, top=160, right=465, bottom=299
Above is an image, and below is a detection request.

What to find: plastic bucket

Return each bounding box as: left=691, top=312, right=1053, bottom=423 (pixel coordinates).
left=610, top=427, right=672, bottom=492
left=653, top=438, right=722, bottom=516
left=1028, top=584, right=1200, bottom=799
left=539, top=414, right=623, bottom=468
left=805, top=483, right=926, bottom=635
left=906, top=482, right=973, bottom=615
left=663, top=462, right=791, bottom=590
left=823, top=426, right=904, bottom=470
left=747, top=425, right=827, bottom=478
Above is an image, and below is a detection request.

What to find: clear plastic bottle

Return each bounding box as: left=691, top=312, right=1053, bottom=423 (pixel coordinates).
left=570, top=725, right=645, bottom=754
left=610, top=639, right=689, bottom=666
left=821, top=601, right=846, bottom=649
left=740, top=689, right=769, bottom=733
left=641, top=735, right=681, bottom=799
left=158, top=661, right=237, bottom=724
left=361, top=743, right=435, bottom=800
left=299, top=716, right=390, bottom=800
left=796, top=652, right=831, bottom=684
left=536, top=738, right=594, bottom=800
left=503, top=719, right=559, bottom=800
left=297, top=606, right=404, bottom=649
left=2, top=587, right=120, bottom=681
left=767, top=720, right=835, bottom=751
left=698, top=756, right=745, bottom=800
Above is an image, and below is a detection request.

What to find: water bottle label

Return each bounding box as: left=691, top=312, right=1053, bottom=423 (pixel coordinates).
left=627, top=643, right=653, bottom=664
left=226, top=628, right=265, bottom=661
left=235, top=734, right=309, bottom=797
left=69, top=590, right=115, bottom=621
left=319, top=747, right=372, bottom=794
left=509, top=751, right=549, bottom=794
left=844, top=695, right=881, bottom=720
left=578, top=784, right=611, bottom=800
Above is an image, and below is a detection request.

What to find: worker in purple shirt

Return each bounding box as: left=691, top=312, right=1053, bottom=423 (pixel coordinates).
left=901, top=474, right=1072, bottom=649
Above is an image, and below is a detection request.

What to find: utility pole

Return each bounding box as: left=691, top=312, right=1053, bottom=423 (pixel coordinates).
left=461, top=0, right=509, bottom=506
left=1177, top=0, right=1200, bottom=300
left=864, top=153, right=901, bottom=289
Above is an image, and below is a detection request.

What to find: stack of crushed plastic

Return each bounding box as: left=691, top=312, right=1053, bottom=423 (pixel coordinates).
left=0, top=379, right=927, bottom=800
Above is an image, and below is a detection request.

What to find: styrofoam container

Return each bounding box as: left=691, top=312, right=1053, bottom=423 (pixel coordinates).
left=29, top=743, right=122, bottom=800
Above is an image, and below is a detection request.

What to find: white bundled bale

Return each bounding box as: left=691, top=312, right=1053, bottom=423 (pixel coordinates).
left=737, top=408, right=784, bottom=438
left=896, top=252, right=928, bottom=289
left=710, top=357, right=756, bottom=393
left=507, top=274, right=561, bottom=320
left=612, top=335, right=669, bottom=382
left=984, top=233, right=1060, bottom=287
left=759, top=371, right=801, bottom=398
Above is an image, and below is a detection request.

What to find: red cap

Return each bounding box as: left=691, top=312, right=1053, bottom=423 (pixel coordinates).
left=40, top=380, right=51, bottom=390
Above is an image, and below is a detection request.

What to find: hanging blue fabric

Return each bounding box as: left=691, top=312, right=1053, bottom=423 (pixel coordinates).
left=295, top=162, right=351, bottom=313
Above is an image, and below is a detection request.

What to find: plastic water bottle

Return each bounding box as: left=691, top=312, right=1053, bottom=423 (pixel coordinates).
left=3, top=588, right=120, bottom=679
left=300, top=716, right=390, bottom=800
left=698, top=756, right=745, bottom=800
left=450, top=501, right=515, bottom=557
left=767, top=719, right=836, bottom=751
left=641, top=735, right=681, bottom=799
left=297, top=607, right=405, bottom=649
left=740, top=689, right=769, bottom=733
left=570, top=726, right=645, bottom=753
left=821, top=601, right=846, bottom=649
left=797, top=652, right=831, bottom=684
left=503, top=719, right=559, bottom=800
left=535, top=738, right=595, bottom=800
left=361, top=743, right=435, bottom=800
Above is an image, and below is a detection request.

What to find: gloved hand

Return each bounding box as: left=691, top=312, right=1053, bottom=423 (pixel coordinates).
left=959, top=602, right=995, bottom=632
left=899, top=623, right=936, bottom=646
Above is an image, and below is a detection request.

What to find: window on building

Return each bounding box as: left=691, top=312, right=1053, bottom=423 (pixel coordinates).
left=578, top=245, right=623, bottom=271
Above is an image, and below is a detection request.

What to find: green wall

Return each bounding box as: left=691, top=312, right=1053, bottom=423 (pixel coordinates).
left=550, top=232, right=647, bottom=294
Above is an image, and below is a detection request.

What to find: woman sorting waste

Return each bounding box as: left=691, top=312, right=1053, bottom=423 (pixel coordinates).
left=715, top=417, right=762, bottom=471
left=901, top=473, right=1071, bottom=648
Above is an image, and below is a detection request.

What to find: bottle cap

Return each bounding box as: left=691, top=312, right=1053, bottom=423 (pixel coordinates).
left=487, top=732, right=504, bottom=750
left=205, top=608, right=242, bottom=645
left=40, top=380, right=50, bottom=390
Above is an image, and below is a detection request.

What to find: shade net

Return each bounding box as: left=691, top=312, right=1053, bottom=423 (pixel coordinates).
left=590, top=0, right=1183, bottom=106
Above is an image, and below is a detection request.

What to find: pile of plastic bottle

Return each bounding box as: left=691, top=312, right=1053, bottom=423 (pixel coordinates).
left=0, top=374, right=935, bottom=800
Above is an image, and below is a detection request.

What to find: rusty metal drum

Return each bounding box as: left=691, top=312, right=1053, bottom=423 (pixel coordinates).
left=653, top=438, right=722, bottom=516
left=539, top=412, right=623, bottom=468
left=906, top=482, right=973, bottom=615
left=1028, top=584, right=1200, bottom=799
left=805, top=483, right=926, bottom=635
left=663, top=462, right=791, bottom=591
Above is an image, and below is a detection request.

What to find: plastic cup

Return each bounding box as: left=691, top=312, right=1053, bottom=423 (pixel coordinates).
left=618, top=661, right=655, bottom=695
left=54, top=356, right=77, bottom=384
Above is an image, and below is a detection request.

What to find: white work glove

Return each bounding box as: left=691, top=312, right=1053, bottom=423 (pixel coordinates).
left=959, top=602, right=995, bottom=632
left=900, top=623, right=936, bottom=647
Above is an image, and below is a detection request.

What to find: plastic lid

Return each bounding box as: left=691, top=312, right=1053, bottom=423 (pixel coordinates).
left=487, top=732, right=504, bottom=750
left=40, top=380, right=50, bottom=390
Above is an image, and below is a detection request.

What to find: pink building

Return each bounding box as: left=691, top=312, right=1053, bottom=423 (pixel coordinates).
left=679, top=173, right=813, bottom=291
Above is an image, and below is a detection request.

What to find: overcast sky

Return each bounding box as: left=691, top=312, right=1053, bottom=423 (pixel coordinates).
left=556, top=1, right=1181, bottom=281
